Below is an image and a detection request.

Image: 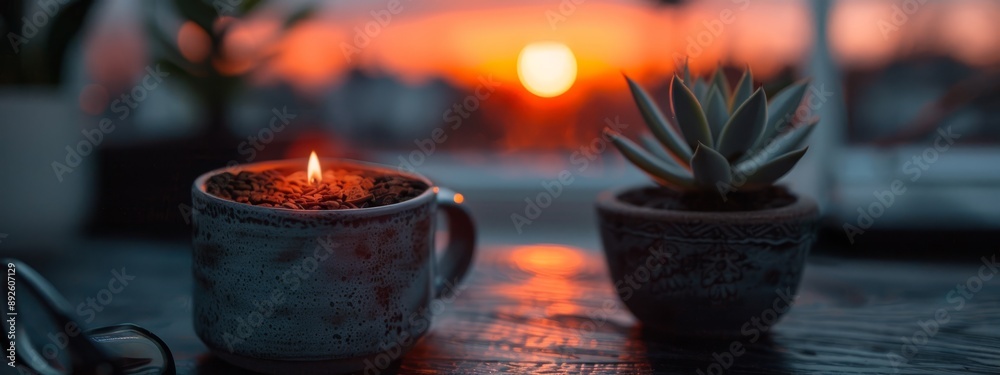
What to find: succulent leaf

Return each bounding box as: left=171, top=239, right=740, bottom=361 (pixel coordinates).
left=624, top=75, right=693, bottom=160
left=758, top=81, right=808, bottom=146
left=770, top=118, right=819, bottom=157
left=710, top=68, right=730, bottom=99
left=692, top=79, right=709, bottom=104
left=608, top=131, right=695, bottom=188
left=731, top=67, right=753, bottom=112
left=617, top=64, right=817, bottom=195
left=691, top=143, right=732, bottom=189
left=738, top=118, right=817, bottom=166
left=670, top=75, right=714, bottom=151
left=704, top=86, right=729, bottom=141
left=739, top=147, right=808, bottom=186
left=640, top=134, right=690, bottom=169
left=717, top=88, right=768, bottom=162
left=639, top=134, right=671, bottom=161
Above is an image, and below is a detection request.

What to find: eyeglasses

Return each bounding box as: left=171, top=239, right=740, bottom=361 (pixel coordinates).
left=3, top=259, right=175, bottom=375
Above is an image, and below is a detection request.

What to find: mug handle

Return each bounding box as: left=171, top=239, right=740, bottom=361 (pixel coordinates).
left=434, top=188, right=476, bottom=298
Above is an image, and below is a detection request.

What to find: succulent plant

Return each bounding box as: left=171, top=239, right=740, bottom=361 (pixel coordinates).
left=608, top=64, right=818, bottom=196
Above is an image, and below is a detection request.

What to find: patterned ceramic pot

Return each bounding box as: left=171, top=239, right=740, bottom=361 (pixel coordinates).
left=595, top=186, right=818, bottom=337
left=191, top=159, right=475, bottom=374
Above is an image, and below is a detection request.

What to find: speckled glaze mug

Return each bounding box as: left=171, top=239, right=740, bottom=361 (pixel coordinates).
left=191, top=159, right=476, bottom=374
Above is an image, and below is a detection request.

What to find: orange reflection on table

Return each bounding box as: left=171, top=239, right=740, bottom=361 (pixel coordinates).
left=512, top=244, right=586, bottom=277
left=405, top=244, right=640, bottom=366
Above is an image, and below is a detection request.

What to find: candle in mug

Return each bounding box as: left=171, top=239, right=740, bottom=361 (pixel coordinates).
left=204, top=151, right=427, bottom=210
left=191, top=154, right=476, bottom=374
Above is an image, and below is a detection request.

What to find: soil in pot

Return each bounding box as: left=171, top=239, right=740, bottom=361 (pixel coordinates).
left=619, top=185, right=796, bottom=212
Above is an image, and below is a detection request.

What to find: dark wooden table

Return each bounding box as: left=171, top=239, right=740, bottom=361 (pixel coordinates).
left=22, top=240, right=1000, bottom=374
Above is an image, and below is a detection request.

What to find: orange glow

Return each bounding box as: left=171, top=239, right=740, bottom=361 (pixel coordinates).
left=453, top=193, right=464, bottom=204
left=269, top=21, right=349, bottom=93
left=283, top=129, right=351, bottom=163
left=355, top=3, right=655, bottom=90
left=178, top=21, right=211, bottom=63
left=216, top=16, right=281, bottom=77
left=518, top=42, right=578, bottom=97
left=407, top=245, right=636, bottom=363
left=500, top=245, right=591, bottom=320
left=727, top=2, right=812, bottom=77
left=318, top=1, right=813, bottom=91
left=486, top=244, right=634, bottom=354
left=307, top=151, right=322, bottom=184
left=432, top=187, right=440, bottom=193
left=84, top=0, right=1000, bottom=106
left=828, top=0, right=1000, bottom=69
left=829, top=1, right=898, bottom=68
left=512, top=245, right=585, bottom=277
left=942, top=0, right=1000, bottom=66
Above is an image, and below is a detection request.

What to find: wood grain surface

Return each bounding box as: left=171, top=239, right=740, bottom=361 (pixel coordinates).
left=23, top=241, right=1000, bottom=374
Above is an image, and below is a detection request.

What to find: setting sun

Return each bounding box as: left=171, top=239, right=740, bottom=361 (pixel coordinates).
left=517, top=42, right=577, bottom=98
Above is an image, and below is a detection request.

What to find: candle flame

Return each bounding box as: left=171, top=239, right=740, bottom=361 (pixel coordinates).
left=308, top=151, right=322, bottom=184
